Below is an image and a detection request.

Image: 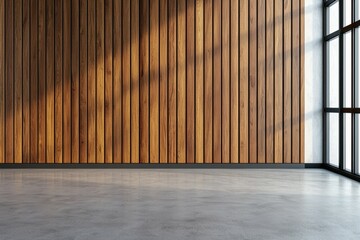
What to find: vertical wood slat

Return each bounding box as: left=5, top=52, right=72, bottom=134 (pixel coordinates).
left=266, top=0, right=274, bottom=163
left=274, top=0, right=283, bottom=163
left=131, top=0, right=140, bottom=163
left=283, top=0, right=292, bottom=164
left=54, top=0, right=62, bottom=163
left=0, top=0, right=305, bottom=165
left=105, top=0, right=113, bottom=163
left=168, top=0, right=176, bottom=163
left=239, top=0, right=249, bottom=163
left=195, top=0, right=204, bottom=164
left=5, top=0, right=14, bottom=163
left=186, top=0, right=195, bottom=164
left=204, top=0, right=212, bottom=164
left=63, top=0, right=71, bottom=164
left=177, top=0, right=186, bottom=164
left=230, top=0, right=238, bottom=164
left=6, top=0, right=15, bottom=164
left=96, top=0, right=105, bottom=163
left=30, top=0, right=38, bottom=163
left=0, top=0, right=4, bottom=163
left=14, top=0, right=23, bottom=163
left=113, top=0, right=122, bottom=163
left=257, top=0, right=266, bottom=164
left=79, top=0, right=88, bottom=163
left=249, top=0, right=257, bottom=164
left=292, top=0, right=300, bottom=164
left=213, top=0, right=221, bottom=164
left=22, top=0, right=30, bottom=163
left=150, top=0, right=159, bottom=163
left=122, top=0, right=131, bottom=163
left=221, top=0, right=230, bottom=164
left=38, top=0, right=46, bottom=164
left=87, top=0, right=96, bottom=164
left=159, top=0, right=168, bottom=164
left=139, top=0, right=149, bottom=164
left=72, top=0, right=80, bottom=163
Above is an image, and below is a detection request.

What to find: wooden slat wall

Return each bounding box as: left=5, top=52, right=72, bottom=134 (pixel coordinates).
left=0, top=0, right=305, bottom=164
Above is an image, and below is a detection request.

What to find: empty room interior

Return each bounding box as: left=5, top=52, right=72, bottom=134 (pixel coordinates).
left=0, top=0, right=359, bottom=239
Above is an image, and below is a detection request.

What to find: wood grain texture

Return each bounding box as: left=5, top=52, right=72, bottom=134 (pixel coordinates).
left=0, top=0, right=305, bottom=164
left=213, top=0, right=221, bottom=163
left=274, top=0, right=283, bottom=163
left=239, top=0, right=249, bottom=163
left=72, top=0, right=80, bottom=163
left=249, top=0, right=257, bottom=164
left=186, top=0, right=195, bottom=164
left=177, top=0, right=186, bottom=164
left=63, top=0, right=71, bottom=163
left=195, top=0, right=204, bottom=164
left=79, top=0, right=88, bottom=163
left=257, top=0, right=266, bottom=164
left=105, top=0, right=114, bottom=163
left=87, top=0, right=96, bottom=163
left=96, top=0, right=105, bottom=163
left=0, top=0, right=4, bottom=163
left=283, top=0, right=292, bottom=164
left=266, top=0, right=274, bottom=163
left=122, top=0, right=131, bottom=163
left=131, top=0, right=140, bottom=163
left=54, top=0, right=62, bottom=163
left=38, top=0, right=46, bottom=164
left=139, top=0, right=149, bottom=163
left=5, top=0, right=14, bottom=163
left=14, top=0, right=22, bottom=163
left=30, top=0, right=38, bottom=163
left=22, top=0, right=30, bottom=163
left=292, top=0, right=300, bottom=164
left=204, top=0, right=212, bottom=163
left=221, top=0, right=230, bottom=164
left=113, top=0, right=122, bottom=163
left=150, top=0, right=159, bottom=163
left=159, top=0, right=168, bottom=164
left=230, top=0, right=238, bottom=164
left=6, top=0, right=14, bottom=163
left=168, top=0, right=176, bottom=163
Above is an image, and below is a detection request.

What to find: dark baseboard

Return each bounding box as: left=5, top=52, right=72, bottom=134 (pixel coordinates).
left=323, top=164, right=360, bottom=183
left=304, top=163, right=324, bottom=168
left=0, top=163, right=307, bottom=169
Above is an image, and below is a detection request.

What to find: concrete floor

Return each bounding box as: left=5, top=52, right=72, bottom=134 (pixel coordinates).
left=0, top=169, right=359, bottom=240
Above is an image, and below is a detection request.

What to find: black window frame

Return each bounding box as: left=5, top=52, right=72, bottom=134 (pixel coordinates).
left=324, top=0, right=360, bottom=178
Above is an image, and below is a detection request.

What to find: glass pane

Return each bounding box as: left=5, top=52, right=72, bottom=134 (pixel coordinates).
left=327, top=37, right=339, bottom=108
left=356, top=28, right=360, bottom=107
left=344, top=0, right=352, bottom=27
left=327, top=1, right=339, bottom=34
left=355, top=115, right=360, bottom=174
left=356, top=0, right=360, bottom=21
left=327, top=113, right=339, bottom=167
left=344, top=114, right=352, bottom=171
left=344, top=31, right=352, bottom=108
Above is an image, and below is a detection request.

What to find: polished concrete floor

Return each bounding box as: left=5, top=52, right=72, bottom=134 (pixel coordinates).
left=0, top=169, right=359, bottom=240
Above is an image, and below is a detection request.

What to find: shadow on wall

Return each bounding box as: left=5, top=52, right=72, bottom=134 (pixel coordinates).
left=0, top=0, right=309, bottom=164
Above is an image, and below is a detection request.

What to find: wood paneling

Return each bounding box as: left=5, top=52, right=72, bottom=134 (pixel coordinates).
left=0, top=0, right=4, bottom=163
left=0, top=0, right=305, bottom=164
left=87, top=0, right=96, bottom=163
left=5, top=0, right=14, bottom=163
left=72, top=0, right=80, bottom=164
left=131, top=0, right=140, bottom=163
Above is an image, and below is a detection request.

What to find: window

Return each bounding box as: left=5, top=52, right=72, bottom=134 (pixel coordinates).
left=324, top=0, right=360, bottom=176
